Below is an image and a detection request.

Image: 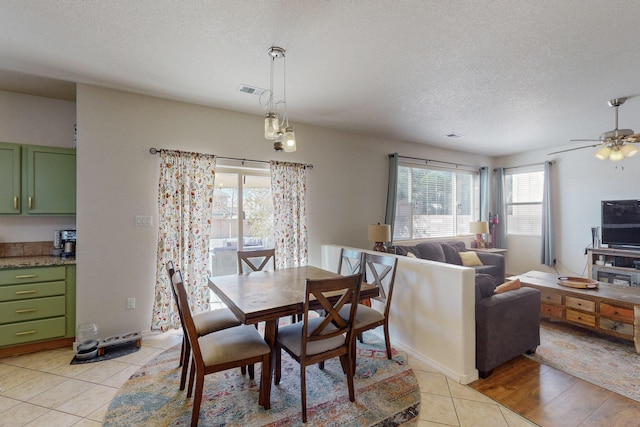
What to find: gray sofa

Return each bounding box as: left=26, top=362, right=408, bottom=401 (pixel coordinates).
left=393, top=240, right=505, bottom=284
left=392, top=240, right=540, bottom=378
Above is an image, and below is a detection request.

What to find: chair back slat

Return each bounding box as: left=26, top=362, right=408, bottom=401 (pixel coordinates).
left=337, top=248, right=364, bottom=276
left=303, top=274, right=361, bottom=345
left=237, top=249, right=276, bottom=273
left=364, top=253, right=398, bottom=315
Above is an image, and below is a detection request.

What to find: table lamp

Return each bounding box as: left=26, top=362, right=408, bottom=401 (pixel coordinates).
left=368, top=223, right=391, bottom=252
left=469, top=221, right=489, bottom=248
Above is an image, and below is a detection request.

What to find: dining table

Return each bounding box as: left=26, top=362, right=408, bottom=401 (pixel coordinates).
left=208, top=265, right=379, bottom=409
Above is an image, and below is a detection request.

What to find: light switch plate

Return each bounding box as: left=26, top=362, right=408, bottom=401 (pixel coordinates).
left=134, top=215, right=153, bottom=227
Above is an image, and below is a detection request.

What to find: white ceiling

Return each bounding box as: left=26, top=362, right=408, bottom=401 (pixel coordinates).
left=1, top=0, right=640, bottom=157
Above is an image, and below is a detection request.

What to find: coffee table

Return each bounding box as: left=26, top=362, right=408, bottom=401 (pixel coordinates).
left=513, top=270, right=640, bottom=353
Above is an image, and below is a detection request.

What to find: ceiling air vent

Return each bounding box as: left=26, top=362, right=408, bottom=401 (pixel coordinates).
left=445, top=133, right=465, bottom=138
left=237, top=84, right=268, bottom=97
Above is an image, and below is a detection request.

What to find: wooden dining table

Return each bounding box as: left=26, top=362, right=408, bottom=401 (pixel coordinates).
left=208, top=265, right=379, bottom=409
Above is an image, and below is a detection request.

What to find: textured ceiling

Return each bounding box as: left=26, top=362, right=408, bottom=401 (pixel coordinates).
left=1, top=0, right=640, bottom=157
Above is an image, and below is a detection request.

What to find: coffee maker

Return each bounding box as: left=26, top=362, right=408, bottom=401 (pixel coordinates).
left=54, top=230, right=77, bottom=258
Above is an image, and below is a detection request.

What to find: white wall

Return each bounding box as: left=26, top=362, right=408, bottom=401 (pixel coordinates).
left=496, top=145, right=640, bottom=277
left=75, top=84, right=493, bottom=337
left=0, top=90, right=76, bottom=242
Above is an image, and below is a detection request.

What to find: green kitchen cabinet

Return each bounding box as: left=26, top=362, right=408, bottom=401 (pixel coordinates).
left=0, top=142, right=21, bottom=214
left=0, top=142, right=76, bottom=215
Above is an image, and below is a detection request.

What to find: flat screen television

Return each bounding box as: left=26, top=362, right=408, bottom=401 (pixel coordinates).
left=601, top=199, right=640, bottom=249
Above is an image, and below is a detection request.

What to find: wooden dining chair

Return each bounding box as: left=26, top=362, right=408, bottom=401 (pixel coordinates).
left=274, top=273, right=362, bottom=423
left=237, top=248, right=276, bottom=273
left=165, top=261, right=242, bottom=390
left=171, top=270, right=272, bottom=426
left=339, top=253, right=398, bottom=373
left=337, top=248, right=365, bottom=276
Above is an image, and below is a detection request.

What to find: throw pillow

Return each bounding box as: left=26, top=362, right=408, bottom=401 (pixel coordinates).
left=441, top=243, right=462, bottom=265
left=475, top=274, right=497, bottom=301
left=494, top=278, right=521, bottom=294
left=406, top=252, right=417, bottom=258
left=459, top=251, right=483, bottom=266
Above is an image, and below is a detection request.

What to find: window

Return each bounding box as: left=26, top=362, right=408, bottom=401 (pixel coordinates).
left=504, top=167, right=544, bottom=236
left=210, top=164, right=273, bottom=277
left=393, top=162, right=479, bottom=240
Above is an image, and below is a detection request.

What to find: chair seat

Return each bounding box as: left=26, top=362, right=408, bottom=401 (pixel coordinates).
left=278, top=317, right=345, bottom=357
left=193, top=308, right=241, bottom=336
left=199, top=324, right=271, bottom=366
left=339, top=304, right=385, bottom=330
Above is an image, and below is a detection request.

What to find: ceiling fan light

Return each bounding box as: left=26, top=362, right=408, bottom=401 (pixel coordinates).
left=621, top=144, right=638, bottom=157
left=283, top=126, right=296, bottom=152
left=265, top=112, right=279, bottom=140
left=609, top=148, right=624, bottom=161
left=595, top=146, right=611, bottom=160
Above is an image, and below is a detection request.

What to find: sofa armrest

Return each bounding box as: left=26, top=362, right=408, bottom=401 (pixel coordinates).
left=475, top=287, right=541, bottom=376
left=475, top=252, right=504, bottom=270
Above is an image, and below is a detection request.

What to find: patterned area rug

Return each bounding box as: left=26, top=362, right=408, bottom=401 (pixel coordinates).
left=103, top=333, right=420, bottom=426
left=526, top=319, right=640, bottom=402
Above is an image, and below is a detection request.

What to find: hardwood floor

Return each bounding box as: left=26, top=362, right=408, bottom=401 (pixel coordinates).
left=469, top=355, right=640, bottom=426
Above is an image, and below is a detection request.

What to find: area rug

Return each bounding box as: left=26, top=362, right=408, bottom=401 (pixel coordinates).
left=526, top=319, right=640, bottom=402
left=103, top=333, right=420, bottom=426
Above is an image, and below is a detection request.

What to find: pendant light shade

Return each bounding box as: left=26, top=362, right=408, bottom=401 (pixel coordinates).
left=609, top=148, right=624, bottom=161
left=621, top=144, right=638, bottom=157
left=595, top=146, right=612, bottom=160
left=283, top=126, right=296, bottom=152
left=261, top=46, right=298, bottom=152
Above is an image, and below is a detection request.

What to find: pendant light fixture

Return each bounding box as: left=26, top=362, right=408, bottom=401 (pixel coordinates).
left=263, top=46, right=297, bottom=152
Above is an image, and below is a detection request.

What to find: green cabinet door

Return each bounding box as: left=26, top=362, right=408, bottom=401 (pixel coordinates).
left=0, top=142, right=21, bottom=214
left=23, top=145, right=76, bottom=215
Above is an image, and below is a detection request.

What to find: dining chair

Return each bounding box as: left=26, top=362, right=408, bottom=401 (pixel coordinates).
left=337, top=248, right=365, bottom=276
left=171, top=270, right=272, bottom=426
left=274, top=273, right=362, bottom=423
left=165, top=261, right=242, bottom=389
left=339, top=252, right=398, bottom=372
left=237, top=248, right=276, bottom=273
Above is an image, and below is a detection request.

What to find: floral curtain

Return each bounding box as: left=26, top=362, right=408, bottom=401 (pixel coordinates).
left=152, top=150, right=216, bottom=331
left=270, top=161, right=308, bottom=269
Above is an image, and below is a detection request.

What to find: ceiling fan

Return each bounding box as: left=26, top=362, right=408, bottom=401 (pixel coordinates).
left=549, top=97, right=640, bottom=160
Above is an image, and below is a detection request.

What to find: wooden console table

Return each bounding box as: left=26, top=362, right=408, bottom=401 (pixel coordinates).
left=513, top=270, right=640, bottom=352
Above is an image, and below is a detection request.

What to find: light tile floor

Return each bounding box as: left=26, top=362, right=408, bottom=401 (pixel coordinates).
left=0, top=328, right=537, bottom=427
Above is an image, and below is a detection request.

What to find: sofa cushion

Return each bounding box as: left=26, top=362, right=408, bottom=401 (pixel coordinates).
left=415, top=242, right=446, bottom=263
left=475, top=274, right=497, bottom=302
left=445, top=240, right=466, bottom=253
left=459, top=251, right=483, bottom=266
left=494, top=278, right=521, bottom=294
left=441, top=243, right=462, bottom=265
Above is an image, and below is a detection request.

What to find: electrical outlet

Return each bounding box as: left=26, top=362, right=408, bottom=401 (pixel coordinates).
left=127, top=298, right=136, bottom=310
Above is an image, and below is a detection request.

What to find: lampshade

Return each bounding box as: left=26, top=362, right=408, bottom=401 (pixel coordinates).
left=469, top=221, right=489, bottom=234
left=595, top=146, right=612, bottom=160
left=283, top=126, right=296, bottom=152
left=609, top=148, right=624, bottom=161
left=368, top=224, right=391, bottom=242
left=621, top=144, right=638, bottom=157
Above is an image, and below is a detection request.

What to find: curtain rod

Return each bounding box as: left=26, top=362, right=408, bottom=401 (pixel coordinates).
left=493, top=160, right=554, bottom=172
left=391, top=154, right=479, bottom=171
left=149, top=148, right=313, bottom=169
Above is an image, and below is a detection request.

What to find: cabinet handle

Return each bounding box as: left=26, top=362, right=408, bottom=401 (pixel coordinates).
left=15, top=290, right=37, bottom=295
left=16, top=308, right=36, bottom=314
left=28, top=196, right=33, bottom=210
left=15, top=330, right=36, bottom=336
left=15, top=274, right=38, bottom=279
left=13, top=196, right=18, bottom=210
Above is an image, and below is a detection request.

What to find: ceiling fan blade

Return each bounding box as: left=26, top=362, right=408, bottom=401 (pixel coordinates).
left=624, top=134, right=640, bottom=143
left=548, top=144, right=600, bottom=155
left=570, top=138, right=601, bottom=142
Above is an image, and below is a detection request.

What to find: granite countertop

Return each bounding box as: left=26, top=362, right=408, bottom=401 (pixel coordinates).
left=0, top=256, right=76, bottom=269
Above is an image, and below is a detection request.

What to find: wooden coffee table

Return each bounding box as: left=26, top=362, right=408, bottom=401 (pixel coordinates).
left=513, top=270, right=640, bottom=353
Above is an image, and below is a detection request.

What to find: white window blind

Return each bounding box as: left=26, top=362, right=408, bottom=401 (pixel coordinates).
left=505, top=168, right=543, bottom=236
left=394, top=162, right=478, bottom=240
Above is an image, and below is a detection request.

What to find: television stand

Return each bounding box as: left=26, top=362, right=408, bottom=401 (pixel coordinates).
left=587, top=247, right=640, bottom=287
